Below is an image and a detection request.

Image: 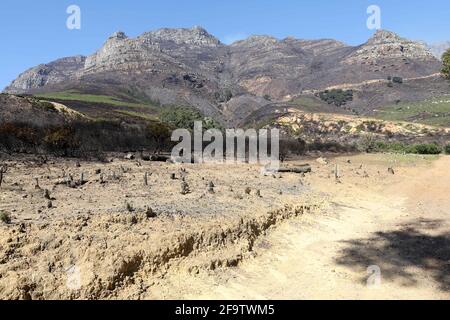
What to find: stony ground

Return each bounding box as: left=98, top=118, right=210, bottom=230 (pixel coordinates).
left=0, top=153, right=448, bottom=299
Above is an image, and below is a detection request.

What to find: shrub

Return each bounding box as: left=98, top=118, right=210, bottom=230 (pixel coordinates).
left=0, top=122, right=39, bottom=151
left=407, top=143, right=442, bottom=155
left=357, top=134, right=378, bottom=152
left=214, top=89, right=233, bottom=103
left=0, top=211, right=11, bottom=224
left=280, top=138, right=307, bottom=159
left=442, top=49, right=450, bottom=80
left=159, top=106, right=221, bottom=130
left=359, top=139, right=443, bottom=155
left=146, top=122, right=173, bottom=152
left=392, top=77, right=403, bottom=84
left=319, top=89, right=353, bottom=107
left=445, top=144, right=450, bottom=154
left=44, top=126, right=79, bottom=155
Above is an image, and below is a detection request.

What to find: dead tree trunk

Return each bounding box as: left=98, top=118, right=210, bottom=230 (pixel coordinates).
left=277, top=164, right=312, bottom=174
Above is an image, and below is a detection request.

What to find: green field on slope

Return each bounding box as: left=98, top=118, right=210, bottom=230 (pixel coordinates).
left=36, top=91, right=155, bottom=109
left=375, top=96, right=450, bottom=127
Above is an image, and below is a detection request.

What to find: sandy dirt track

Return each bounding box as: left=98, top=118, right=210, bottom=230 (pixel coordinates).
left=149, top=155, right=450, bottom=300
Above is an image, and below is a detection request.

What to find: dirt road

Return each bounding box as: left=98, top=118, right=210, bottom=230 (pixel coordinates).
left=153, top=155, right=450, bottom=300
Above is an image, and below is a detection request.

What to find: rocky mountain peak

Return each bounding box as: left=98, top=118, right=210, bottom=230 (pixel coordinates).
left=108, top=31, right=128, bottom=41
left=140, top=26, right=221, bottom=47
left=344, top=29, right=437, bottom=64
left=367, top=29, right=404, bottom=45
left=230, top=35, right=280, bottom=51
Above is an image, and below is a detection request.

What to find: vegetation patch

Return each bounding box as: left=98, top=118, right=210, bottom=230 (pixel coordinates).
left=358, top=136, right=444, bottom=155
left=159, top=106, right=221, bottom=130
left=445, top=144, right=450, bottom=155
left=35, top=91, right=155, bottom=109
left=442, top=48, right=450, bottom=80
left=318, top=89, right=353, bottom=107
left=374, top=96, right=450, bottom=127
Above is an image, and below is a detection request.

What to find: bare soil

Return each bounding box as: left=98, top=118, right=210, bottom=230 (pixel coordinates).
left=0, top=153, right=448, bottom=300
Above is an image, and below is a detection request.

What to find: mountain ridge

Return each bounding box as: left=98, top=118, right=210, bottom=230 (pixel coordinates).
left=3, top=27, right=446, bottom=125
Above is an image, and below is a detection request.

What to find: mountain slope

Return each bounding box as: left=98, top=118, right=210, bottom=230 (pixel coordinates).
left=3, top=28, right=447, bottom=125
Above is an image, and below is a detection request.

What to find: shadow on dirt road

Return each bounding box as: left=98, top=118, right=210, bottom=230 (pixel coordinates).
left=335, top=218, right=450, bottom=292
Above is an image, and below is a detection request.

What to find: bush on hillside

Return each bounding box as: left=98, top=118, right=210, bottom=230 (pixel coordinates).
left=159, top=106, right=221, bottom=130
left=442, top=49, right=450, bottom=80
left=392, top=77, right=403, bottom=84
left=445, top=144, right=450, bottom=154
left=407, top=143, right=442, bottom=155
left=359, top=138, right=443, bottom=155
left=319, top=89, right=353, bottom=107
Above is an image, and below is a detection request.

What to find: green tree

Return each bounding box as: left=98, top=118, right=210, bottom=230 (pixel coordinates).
left=442, top=49, right=450, bottom=80
left=159, top=106, right=222, bottom=130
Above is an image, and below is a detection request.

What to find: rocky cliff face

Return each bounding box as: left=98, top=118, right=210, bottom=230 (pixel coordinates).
left=345, top=30, right=436, bottom=64
left=3, top=27, right=445, bottom=123
left=5, top=56, right=85, bottom=94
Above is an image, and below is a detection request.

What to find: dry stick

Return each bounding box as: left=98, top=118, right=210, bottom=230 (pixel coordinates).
left=335, top=164, right=342, bottom=183
left=144, top=172, right=148, bottom=186
left=34, top=177, right=41, bottom=189
left=0, top=165, right=7, bottom=188
left=207, top=181, right=215, bottom=193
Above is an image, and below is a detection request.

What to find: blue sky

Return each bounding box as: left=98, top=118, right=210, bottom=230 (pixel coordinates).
left=1, top=0, right=449, bottom=90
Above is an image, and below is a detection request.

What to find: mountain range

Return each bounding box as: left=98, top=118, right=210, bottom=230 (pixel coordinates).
left=3, top=27, right=449, bottom=126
